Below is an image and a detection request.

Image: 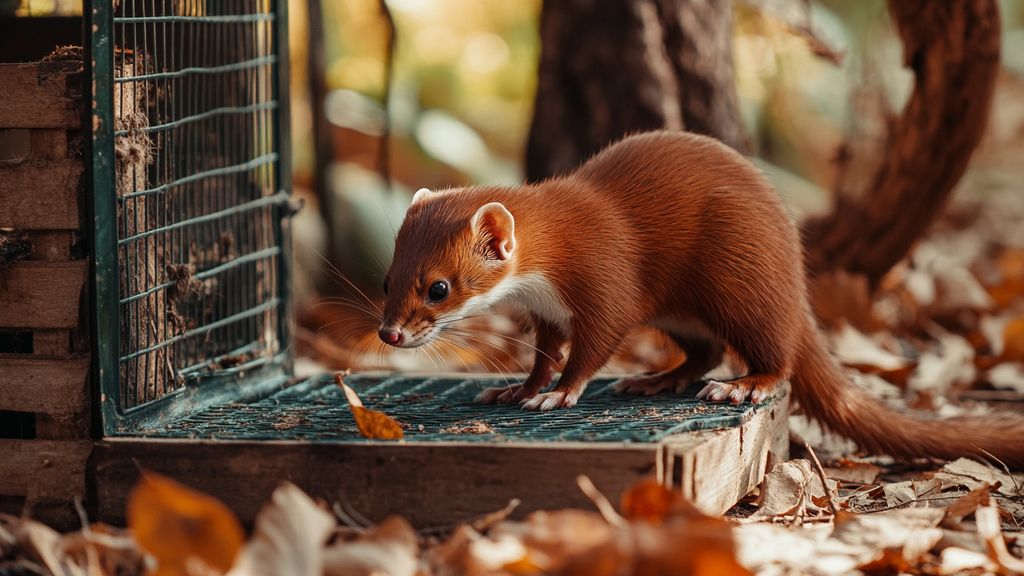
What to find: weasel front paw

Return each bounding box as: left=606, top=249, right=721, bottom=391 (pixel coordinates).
left=475, top=383, right=535, bottom=404
left=520, top=390, right=578, bottom=411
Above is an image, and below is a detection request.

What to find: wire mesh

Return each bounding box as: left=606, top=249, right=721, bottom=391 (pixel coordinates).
left=139, top=375, right=768, bottom=442
left=109, top=0, right=287, bottom=413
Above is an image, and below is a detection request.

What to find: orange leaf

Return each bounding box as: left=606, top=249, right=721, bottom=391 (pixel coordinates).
left=335, top=372, right=404, bottom=440
left=127, top=470, right=244, bottom=576
left=1002, top=317, right=1024, bottom=362
left=620, top=478, right=698, bottom=524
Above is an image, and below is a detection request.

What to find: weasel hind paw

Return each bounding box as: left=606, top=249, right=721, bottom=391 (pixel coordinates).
left=476, top=383, right=534, bottom=404
left=521, top=391, right=577, bottom=411
left=696, top=379, right=769, bottom=404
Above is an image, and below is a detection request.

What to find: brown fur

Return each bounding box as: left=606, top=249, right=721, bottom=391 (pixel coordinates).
left=383, top=130, right=1024, bottom=467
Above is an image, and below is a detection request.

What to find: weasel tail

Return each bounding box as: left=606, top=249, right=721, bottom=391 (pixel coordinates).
left=793, top=321, right=1024, bottom=467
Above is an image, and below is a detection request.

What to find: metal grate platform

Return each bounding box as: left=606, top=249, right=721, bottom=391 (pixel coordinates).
left=138, top=374, right=771, bottom=442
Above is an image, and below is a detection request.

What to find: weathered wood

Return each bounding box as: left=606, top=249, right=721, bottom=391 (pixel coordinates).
left=32, top=330, right=71, bottom=356
left=0, top=440, right=91, bottom=502
left=93, top=440, right=659, bottom=528
left=30, top=232, right=74, bottom=262
left=30, top=129, right=69, bottom=160
left=662, top=386, right=790, bottom=515
left=0, top=161, right=82, bottom=229
left=0, top=355, right=89, bottom=415
left=0, top=63, right=81, bottom=129
left=0, top=261, right=86, bottom=328
left=93, top=393, right=788, bottom=526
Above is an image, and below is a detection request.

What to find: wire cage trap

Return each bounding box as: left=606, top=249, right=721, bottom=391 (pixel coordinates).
left=75, top=0, right=789, bottom=525
left=90, top=0, right=293, bottom=433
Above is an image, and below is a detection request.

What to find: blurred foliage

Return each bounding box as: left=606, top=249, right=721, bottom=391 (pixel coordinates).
left=5, top=0, right=80, bottom=16
left=283, top=0, right=1024, bottom=295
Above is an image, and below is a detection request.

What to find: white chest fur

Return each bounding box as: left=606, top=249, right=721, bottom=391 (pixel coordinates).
left=462, top=273, right=573, bottom=333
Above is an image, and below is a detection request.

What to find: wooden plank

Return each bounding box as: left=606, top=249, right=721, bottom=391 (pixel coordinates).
left=33, top=330, right=71, bottom=356
left=93, top=440, right=660, bottom=528
left=0, top=261, right=86, bottom=328
left=0, top=355, right=89, bottom=415
left=30, top=232, right=74, bottom=262
left=0, top=63, right=81, bottom=129
left=0, top=161, right=82, bottom=229
left=0, top=440, right=91, bottom=502
left=30, top=130, right=69, bottom=160
left=665, top=385, right=790, bottom=516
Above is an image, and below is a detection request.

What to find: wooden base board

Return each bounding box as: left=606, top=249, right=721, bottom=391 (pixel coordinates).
left=91, top=387, right=788, bottom=527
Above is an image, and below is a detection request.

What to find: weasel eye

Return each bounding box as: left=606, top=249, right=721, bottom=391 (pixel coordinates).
left=428, top=280, right=449, bottom=302
left=383, top=279, right=389, bottom=295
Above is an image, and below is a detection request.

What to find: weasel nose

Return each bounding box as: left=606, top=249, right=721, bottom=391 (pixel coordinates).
left=378, top=328, right=403, bottom=345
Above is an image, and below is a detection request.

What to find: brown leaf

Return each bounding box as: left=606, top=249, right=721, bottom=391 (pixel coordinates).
left=127, top=470, right=245, bottom=576
left=942, top=485, right=991, bottom=529
left=752, top=460, right=826, bottom=519
left=335, top=372, right=404, bottom=440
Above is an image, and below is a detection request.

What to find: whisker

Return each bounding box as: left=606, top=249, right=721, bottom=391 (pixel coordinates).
left=312, top=248, right=383, bottom=314
left=446, top=330, right=530, bottom=375
left=445, top=327, right=555, bottom=364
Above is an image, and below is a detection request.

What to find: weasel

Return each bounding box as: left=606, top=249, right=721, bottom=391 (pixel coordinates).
left=378, top=130, right=1024, bottom=467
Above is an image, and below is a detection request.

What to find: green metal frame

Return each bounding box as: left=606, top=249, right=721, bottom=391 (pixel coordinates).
left=88, top=0, right=293, bottom=435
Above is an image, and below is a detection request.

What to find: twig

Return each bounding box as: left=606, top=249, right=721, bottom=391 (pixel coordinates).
left=978, top=448, right=1023, bottom=499
left=470, top=498, right=521, bottom=533
left=576, top=475, right=626, bottom=527
left=804, top=441, right=839, bottom=517
left=332, top=501, right=368, bottom=532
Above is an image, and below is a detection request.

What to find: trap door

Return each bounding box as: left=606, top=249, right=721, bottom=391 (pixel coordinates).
left=89, top=0, right=294, bottom=434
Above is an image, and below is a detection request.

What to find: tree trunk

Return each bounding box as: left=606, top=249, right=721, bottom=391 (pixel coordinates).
left=525, top=0, right=747, bottom=183
left=803, top=0, right=1001, bottom=286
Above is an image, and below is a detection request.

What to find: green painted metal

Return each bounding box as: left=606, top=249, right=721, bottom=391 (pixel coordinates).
left=88, top=0, right=122, bottom=435
left=137, top=375, right=772, bottom=443
left=90, top=0, right=293, bottom=434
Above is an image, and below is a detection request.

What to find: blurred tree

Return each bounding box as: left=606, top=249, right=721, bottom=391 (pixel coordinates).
left=525, top=0, right=748, bottom=182
left=804, top=0, right=1001, bottom=286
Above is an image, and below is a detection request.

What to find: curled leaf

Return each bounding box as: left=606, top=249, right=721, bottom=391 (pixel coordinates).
left=335, top=372, right=404, bottom=440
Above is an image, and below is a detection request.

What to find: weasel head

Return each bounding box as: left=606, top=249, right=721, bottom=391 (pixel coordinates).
left=379, top=190, right=517, bottom=348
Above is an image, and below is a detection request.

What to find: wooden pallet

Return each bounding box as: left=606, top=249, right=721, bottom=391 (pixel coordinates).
left=0, top=58, right=92, bottom=528
left=90, top=376, right=789, bottom=527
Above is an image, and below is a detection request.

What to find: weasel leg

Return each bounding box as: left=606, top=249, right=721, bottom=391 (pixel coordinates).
left=697, top=373, right=783, bottom=404
left=522, top=325, right=623, bottom=411
left=476, top=317, right=566, bottom=404
left=615, top=336, right=724, bottom=396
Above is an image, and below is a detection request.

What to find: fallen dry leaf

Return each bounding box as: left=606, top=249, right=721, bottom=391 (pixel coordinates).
left=620, top=478, right=698, bottom=524
left=1003, top=317, right=1024, bottom=362
left=323, top=516, right=418, bottom=576
left=936, top=457, right=1024, bottom=498
left=830, top=323, right=909, bottom=372
left=335, top=372, right=404, bottom=440
left=752, top=460, right=827, bottom=519
left=227, top=482, right=335, bottom=576
left=976, top=498, right=1024, bottom=574
left=833, top=508, right=945, bottom=569
left=127, top=470, right=245, bottom=576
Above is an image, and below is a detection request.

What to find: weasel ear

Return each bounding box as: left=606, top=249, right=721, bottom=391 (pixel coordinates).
left=411, top=187, right=432, bottom=205
left=471, top=202, right=516, bottom=260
